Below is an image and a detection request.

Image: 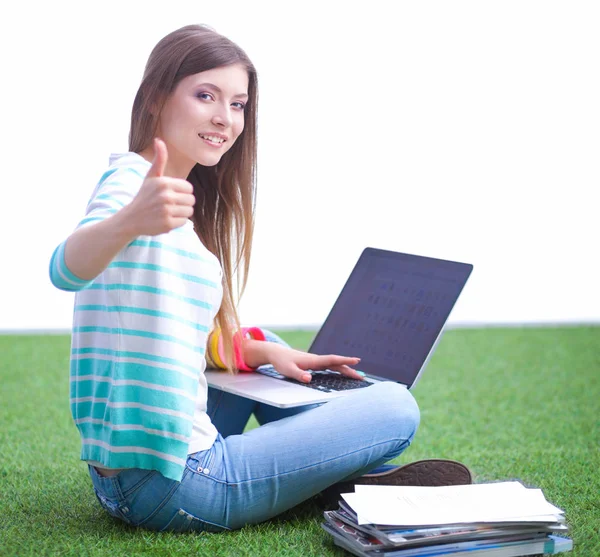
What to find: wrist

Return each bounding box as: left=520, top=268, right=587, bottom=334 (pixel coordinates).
left=243, top=338, right=283, bottom=368
left=112, top=203, right=141, bottom=243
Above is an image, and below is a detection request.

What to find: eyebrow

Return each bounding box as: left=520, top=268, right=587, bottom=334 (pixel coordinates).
left=195, top=82, right=249, bottom=100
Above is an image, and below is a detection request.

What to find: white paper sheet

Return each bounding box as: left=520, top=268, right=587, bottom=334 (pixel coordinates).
left=342, top=481, right=565, bottom=526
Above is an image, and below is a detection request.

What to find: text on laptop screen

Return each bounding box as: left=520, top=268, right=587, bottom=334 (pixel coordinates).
left=308, top=248, right=473, bottom=386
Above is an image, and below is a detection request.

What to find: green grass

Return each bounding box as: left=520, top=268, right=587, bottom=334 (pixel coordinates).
left=0, top=327, right=598, bottom=556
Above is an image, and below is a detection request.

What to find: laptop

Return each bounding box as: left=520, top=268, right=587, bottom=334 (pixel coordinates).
left=205, top=247, right=473, bottom=408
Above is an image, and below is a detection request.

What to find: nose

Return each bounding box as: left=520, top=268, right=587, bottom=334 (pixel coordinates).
left=211, top=103, right=233, bottom=128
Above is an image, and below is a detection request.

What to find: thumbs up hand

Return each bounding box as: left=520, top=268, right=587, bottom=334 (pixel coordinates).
left=146, top=136, right=169, bottom=179
left=126, top=138, right=196, bottom=236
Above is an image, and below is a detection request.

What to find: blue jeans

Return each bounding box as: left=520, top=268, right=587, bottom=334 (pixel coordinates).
left=88, top=331, right=420, bottom=532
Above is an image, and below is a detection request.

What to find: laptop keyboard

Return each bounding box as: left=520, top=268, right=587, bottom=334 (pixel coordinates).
left=255, top=367, right=373, bottom=393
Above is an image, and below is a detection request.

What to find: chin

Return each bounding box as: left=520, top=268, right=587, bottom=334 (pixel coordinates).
left=196, top=153, right=225, bottom=167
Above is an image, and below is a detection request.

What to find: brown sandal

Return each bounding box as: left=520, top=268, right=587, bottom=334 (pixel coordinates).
left=317, top=459, right=472, bottom=510
left=357, top=458, right=472, bottom=487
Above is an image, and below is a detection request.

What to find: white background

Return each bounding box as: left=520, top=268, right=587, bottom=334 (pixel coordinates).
left=0, top=0, right=598, bottom=331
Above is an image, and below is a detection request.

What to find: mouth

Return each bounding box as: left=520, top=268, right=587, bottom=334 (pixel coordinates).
left=198, top=133, right=227, bottom=146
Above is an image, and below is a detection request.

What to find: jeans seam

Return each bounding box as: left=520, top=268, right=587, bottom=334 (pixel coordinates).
left=202, top=447, right=215, bottom=472
left=136, top=469, right=187, bottom=527
left=186, top=448, right=216, bottom=476
left=110, top=476, right=127, bottom=505
left=121, top=470, right=157, bottom=498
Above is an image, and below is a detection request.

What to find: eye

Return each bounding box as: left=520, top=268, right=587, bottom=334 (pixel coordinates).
left=231, top=101, right=246, bottom=110
left=196, top=92, right=214, bottom=101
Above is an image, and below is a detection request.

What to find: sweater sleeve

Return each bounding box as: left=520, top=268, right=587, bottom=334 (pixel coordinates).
left=49, top=166, right=146, bottom=292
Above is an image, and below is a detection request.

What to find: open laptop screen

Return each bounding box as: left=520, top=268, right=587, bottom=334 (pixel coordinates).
left=308, top=248, right=473, bottom=387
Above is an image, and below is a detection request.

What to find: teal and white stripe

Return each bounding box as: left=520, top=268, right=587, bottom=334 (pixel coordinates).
left=71, top=348, right=202, bottom=382
left=49, top=242, right=95, bottom=291
left=49, top=152, right=222, bottom=482
left=75, top=418, right=189, bottom=442
left=87, top=283, right=213, bottom=309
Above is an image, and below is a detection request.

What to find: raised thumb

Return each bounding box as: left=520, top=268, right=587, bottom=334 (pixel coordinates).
left=146, top=137, right=168, bottom=178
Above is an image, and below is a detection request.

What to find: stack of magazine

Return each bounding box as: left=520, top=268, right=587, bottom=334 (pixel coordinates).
left=321, top=481, right=572, bottom=556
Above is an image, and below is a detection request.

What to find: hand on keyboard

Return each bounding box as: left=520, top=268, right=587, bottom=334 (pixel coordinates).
left=259, top=343, right=364, bottom=384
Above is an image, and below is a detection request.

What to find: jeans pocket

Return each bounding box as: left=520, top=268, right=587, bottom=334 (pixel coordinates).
left=160, top=508, right=231, bottom=534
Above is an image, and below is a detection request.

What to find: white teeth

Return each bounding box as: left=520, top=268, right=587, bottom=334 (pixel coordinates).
left=200, top=135, right=225, bottom=144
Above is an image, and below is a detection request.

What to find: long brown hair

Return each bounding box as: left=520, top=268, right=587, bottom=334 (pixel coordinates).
left=129, top=24, right=258, bottom=372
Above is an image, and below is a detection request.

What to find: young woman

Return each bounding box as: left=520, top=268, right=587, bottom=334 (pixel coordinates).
left=49, top=24, right=470, bottom=533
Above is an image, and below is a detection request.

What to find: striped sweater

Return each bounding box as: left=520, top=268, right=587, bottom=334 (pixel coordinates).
left=49, top=152, right=222, bottom=481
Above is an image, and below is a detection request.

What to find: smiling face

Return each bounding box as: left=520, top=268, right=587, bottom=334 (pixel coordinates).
left=145, top=63, right=249, bottom=178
